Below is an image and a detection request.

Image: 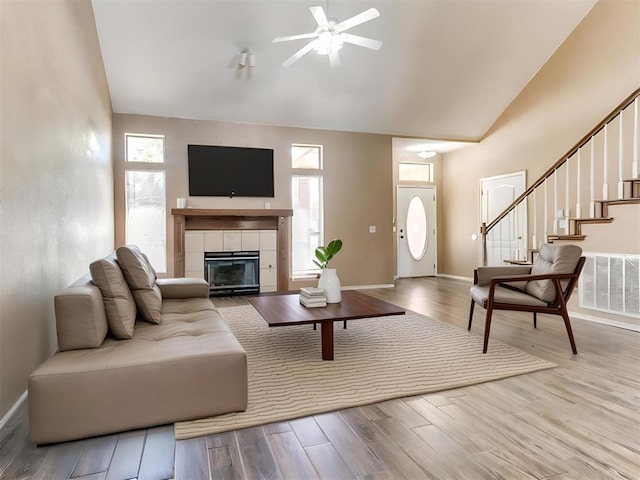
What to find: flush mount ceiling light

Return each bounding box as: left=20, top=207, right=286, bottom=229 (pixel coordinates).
left=273, top=4, right=382, bottom=69
left=238, top=48, right=255, bottom=68
left=417, top=150, right=437, bottom=159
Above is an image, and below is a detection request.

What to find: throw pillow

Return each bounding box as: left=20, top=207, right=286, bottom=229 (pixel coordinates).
left=89, top=255, right=137, bottom=339
left=116, top=245, right=163, bottom=324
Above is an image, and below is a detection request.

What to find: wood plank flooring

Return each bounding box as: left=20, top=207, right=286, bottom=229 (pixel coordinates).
left=1, top=277, right=638, bottom=479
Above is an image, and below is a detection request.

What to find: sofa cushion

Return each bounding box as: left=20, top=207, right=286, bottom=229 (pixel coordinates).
left=116, top=245, right=163, bottom=324
left=90, top=255, right=137, bottom=339
left=54, top=275, right=108, bottom=352
left=525, top=243, right=582, bottom=303
left=156, top=278, right=210, bottom=299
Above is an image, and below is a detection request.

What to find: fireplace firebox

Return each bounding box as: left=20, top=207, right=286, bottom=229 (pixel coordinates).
left=204, top=251, right=260, bottom=296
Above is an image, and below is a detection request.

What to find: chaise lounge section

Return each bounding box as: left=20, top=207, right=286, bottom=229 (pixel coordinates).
left=28, top=246, right=247, bottom=444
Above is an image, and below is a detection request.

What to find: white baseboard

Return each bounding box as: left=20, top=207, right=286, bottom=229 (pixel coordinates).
left=343, top=284, right=395, bottom=290
left=437, top=273, right=473, bottom=282
left=569, top=311, right=640, bottom=332
left=0, top=390, right=27, bottom=431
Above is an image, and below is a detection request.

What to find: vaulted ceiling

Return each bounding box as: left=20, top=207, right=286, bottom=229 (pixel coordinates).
left=92, top=0, right=596, bottom=141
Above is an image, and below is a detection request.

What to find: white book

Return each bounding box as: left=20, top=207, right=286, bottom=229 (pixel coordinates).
left=300, top=287, right=325, bottom=297
left=300, top=301, right=327, bottom=308
left=300, top=297, right=326, bottom=308
left=300, top=292, right=326, bottom=301
left=300, top=296, right=326, bottom=304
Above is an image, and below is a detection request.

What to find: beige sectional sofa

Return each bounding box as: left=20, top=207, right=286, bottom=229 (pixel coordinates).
left=28, top=246, right=247, bottom=444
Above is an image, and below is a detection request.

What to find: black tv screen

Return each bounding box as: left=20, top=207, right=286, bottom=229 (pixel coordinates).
left=188, top=145, right=274, bottom=197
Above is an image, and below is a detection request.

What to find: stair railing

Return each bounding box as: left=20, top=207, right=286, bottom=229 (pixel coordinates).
left=481, top=87, right=640, bottom=266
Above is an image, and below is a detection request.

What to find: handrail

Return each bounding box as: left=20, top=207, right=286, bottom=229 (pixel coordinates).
left=483, top=86, right=640, bottom=235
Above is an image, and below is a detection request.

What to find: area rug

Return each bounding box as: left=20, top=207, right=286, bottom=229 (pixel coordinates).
left=174, top=304, right=555, bottom=440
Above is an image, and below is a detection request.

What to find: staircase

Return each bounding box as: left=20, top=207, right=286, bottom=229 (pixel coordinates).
left=481, top=87, right=640, bottom=266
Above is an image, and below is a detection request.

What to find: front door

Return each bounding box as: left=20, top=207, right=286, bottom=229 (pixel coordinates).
left=397, top=186, right=436, bottom=277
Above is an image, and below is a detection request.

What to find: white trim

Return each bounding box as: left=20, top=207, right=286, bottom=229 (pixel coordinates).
left=438, top=273, right=473, bottom=282
left=570, top=311, right=640, bottom=333
left=342, top=284, right=395, bottom=290
left=0, top=390, right=27, bottom=431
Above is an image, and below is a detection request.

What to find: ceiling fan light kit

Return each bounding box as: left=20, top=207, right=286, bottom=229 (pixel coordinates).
left=272, top=5, right=382, bottom=68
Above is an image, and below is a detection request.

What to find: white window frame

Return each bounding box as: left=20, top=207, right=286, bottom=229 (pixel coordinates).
left=291, top=144, right=324, bottom=279
left=124, top=133, right=167, bottom=273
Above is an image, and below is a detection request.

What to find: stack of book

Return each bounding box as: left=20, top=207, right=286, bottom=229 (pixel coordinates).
left=299, top=287, right=327, bottom=308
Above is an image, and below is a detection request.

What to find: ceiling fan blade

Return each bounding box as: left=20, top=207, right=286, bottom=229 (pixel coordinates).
left=341, top=33, right=383, bottom=51
left=329, top=49, right=341, bottom=69
left=273, top=32, right=319, bottom=43
left=309, top=6, right=329, bottom=27
left=336, top=8, right=380, bottom=31
left=282, top=40, right=318, bottom=67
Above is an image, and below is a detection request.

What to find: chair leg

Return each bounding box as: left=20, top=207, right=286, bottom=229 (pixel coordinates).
left=533, top=312, right=537, bottom=329
left=483, top=307, right=493, bottom=354
left=560, top=310, right=578, bottom=354
left=468, top=300, right=475, bottom=331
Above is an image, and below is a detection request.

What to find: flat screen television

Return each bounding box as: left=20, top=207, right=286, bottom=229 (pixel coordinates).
left=188, top=145, right=274, bottom=197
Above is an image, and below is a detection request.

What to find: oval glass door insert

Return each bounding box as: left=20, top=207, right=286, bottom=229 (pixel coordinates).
left=406, top=195, right=428, bottom=260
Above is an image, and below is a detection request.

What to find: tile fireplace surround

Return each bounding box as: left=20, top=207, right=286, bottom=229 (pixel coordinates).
left=171, top=209, right=293, bottom=292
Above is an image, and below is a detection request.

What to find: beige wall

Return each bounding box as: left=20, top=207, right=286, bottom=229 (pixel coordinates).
left=0, top=0, right=113, bottom=419
left=442, top=0, right=640, bottom=279
left=112, top=114, right=395, bottom=288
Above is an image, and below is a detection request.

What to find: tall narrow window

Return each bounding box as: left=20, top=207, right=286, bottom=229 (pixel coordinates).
left=291, top=145, right=323, bottom=277
left=124, top=133, right=166, bottom=272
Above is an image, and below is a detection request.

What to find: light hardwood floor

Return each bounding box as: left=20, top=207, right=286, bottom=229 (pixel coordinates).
left=1, top=277, right=638, bottom=479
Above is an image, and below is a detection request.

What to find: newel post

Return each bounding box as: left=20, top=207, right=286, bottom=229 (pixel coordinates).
left=481, top=222, right=488, bottom=266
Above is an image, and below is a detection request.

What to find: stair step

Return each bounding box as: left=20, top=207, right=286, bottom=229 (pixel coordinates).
left=570, top=217, right=614, bottom=223
left=595, top=198, right=640, bottom=205
left=504, top=260, right=532, bottom=265
left=547, top=235, right=586, bottom=243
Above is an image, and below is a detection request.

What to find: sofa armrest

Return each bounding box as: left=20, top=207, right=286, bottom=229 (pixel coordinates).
left=474, top=265, right=532, bottom=286
left=156, top=278, right=209, bottom=299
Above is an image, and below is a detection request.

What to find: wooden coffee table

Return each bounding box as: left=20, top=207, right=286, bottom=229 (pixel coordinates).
left=247, top=290, right=405, bottom=360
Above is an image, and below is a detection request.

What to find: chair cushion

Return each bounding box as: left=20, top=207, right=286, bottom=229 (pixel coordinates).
left=470, top=284, right=548, bottom=308
left=525, top=243, right=582, bottom=303
left=90, top=255, right=137, bottom=339
left=54, top=276, right=109, bottom=351
left=116, top=245, right=162, bottom=324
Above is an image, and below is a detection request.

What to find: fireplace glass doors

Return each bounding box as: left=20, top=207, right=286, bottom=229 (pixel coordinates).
left=204, top=251, right=259, bottom=296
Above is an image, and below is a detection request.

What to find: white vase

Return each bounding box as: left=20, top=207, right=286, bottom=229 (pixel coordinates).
left=318, top=268, right=341, bottom=303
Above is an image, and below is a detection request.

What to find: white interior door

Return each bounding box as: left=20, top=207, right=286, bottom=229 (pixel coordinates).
left=480, top=171, right=527, bottom=265
left=397, top=186, right=436, bottom=277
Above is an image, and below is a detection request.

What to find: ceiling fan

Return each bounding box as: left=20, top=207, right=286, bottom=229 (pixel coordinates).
left=272, top=5, right=382, bottom=69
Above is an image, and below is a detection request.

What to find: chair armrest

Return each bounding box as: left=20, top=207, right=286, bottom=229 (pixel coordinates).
left=488, top=271, right=578, bottom=286
left=156, top=278, right=209, bottom=299
left=474, top=266, right=531, bottom=285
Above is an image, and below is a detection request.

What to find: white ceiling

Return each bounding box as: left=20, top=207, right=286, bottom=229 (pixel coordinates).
left=91, top=0, right=595, bottom=142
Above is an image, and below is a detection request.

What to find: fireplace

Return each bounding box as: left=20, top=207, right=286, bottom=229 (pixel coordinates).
left=204, top=251, right=260, bottom=296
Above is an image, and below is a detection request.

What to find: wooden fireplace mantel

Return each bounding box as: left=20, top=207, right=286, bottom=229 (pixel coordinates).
left=171, top=208, right=293, bottom=291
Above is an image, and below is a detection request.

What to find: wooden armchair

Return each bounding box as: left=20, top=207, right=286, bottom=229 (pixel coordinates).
left=468, top=243, right=585, bottom=354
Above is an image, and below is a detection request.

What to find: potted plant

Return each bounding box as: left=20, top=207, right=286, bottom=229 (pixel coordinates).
left=314, top=239, right=343, bottom=303
left=313, top=239, right=343, bottom=269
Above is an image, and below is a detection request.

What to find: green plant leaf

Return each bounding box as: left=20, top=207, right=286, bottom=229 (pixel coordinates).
left=312, top=239, right=342, bottom=269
